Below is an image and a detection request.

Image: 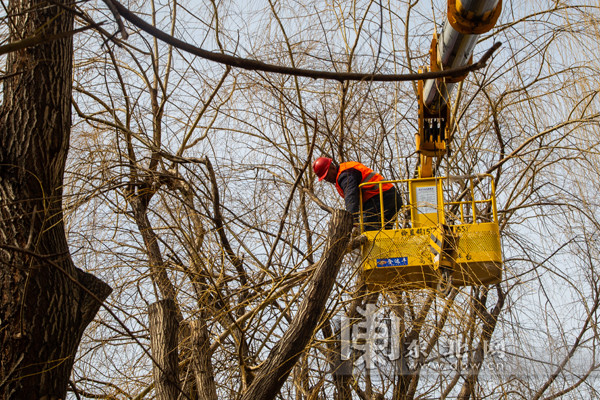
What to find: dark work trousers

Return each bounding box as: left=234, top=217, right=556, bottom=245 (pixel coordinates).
left=361, top=186, right=403, bottom=231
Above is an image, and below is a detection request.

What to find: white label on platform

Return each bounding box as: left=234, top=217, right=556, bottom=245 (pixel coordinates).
left=416, top=186, right=437, bottom=214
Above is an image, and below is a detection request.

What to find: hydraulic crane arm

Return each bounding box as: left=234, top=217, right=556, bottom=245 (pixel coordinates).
left=417, top=0, right=502, bottom=178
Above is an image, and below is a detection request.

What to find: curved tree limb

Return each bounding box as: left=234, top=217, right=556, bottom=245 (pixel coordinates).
left=103, top=0, right=501, bottom=83
left=241, top=209, right=353, bottom=400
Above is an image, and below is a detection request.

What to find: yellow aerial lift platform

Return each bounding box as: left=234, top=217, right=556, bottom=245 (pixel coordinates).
left=356, top=0, right=504, bottom=292
left=359, top=175, right=502, bottom=292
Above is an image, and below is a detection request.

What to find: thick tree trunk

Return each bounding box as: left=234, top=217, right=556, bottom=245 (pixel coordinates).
left=0, top=0, right=111, bottom=397
left=241, top=209, right=353, bottom=400
left=190, top=319, right=218, bottom=400
left=149, top=299, right=181, bottom=400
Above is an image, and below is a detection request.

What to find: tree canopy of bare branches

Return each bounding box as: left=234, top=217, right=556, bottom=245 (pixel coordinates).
left=2, top=0, right=600, bottom=399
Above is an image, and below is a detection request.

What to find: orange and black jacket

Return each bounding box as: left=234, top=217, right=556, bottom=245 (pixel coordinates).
left=335, top=162, right=392, bottom=218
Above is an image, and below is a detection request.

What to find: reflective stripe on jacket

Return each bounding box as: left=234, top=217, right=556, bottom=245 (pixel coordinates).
left=335, top=162, right=393, bottom=202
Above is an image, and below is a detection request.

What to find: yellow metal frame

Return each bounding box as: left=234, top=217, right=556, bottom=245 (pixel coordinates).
left=416, top=70, right=449, bottom=159
left=416, top=64, right=449, bottom=179
left=358, top=175, right=502, bottom=291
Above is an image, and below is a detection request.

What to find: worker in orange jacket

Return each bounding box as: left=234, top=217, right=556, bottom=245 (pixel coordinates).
left=313, top=157, right=402, bottom=231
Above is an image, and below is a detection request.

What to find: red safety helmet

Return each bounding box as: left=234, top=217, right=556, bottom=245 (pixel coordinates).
left=313, top=157, right=333, bottom=181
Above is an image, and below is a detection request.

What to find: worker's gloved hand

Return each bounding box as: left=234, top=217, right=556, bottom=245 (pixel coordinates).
left=351, top=225, right=361, bottom=238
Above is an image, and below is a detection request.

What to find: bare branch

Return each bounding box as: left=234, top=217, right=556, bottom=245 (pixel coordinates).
left=105, top=0, right=501, bottom=82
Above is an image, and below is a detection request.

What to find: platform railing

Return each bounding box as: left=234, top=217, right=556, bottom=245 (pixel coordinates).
left=358, top=174, right=498, bottom=232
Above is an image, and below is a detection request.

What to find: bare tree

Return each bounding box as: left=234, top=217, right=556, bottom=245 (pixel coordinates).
left=4, top=0, right=594, bottom=399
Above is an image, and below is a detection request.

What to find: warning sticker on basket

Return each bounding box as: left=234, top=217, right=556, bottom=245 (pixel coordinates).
left=415, top=185, right=437, bottom=214
left=377, top=257, right=408, bottom=267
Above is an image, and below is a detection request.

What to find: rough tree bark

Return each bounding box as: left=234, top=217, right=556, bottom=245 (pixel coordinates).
left=0, top=0, right=111, bottom=397
left=241, top=209, right=353, bottom=400
left=190, top=319, right=218, bottom=400
left=149, top=299, right=180, bottom=400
